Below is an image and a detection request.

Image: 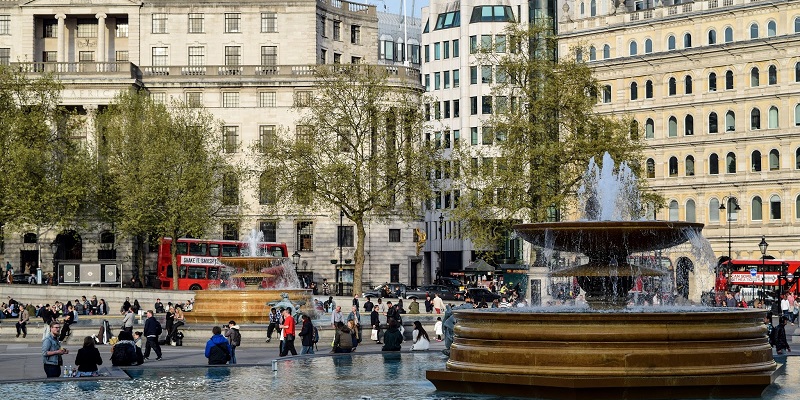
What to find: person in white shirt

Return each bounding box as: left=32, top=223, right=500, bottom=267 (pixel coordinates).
left=434, top=317, right=443, bottom=342
left=410, top=321, right=430, bottom=351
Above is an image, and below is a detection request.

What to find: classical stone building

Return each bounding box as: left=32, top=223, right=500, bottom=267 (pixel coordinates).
left=557, top=0, right=800, bottom=300
left=0, top=0, right=425, bottom=293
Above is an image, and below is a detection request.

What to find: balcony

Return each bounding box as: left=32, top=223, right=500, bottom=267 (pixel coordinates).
left=12, top=62, right=139, bottom=79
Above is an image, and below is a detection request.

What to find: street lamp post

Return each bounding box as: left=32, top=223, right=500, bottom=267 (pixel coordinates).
left=718, top=196, right=741, bottom=259
left=292, top=250, right=301, bottom=274
left=438, top=213, right=444, bottom=280
left=49, top=241, right=58, bottom=285
left=758, top=235, right=768, bottom=307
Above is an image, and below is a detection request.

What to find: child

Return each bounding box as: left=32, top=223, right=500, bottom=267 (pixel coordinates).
left=133, top=331, right=143, bottom=349
left=434, top=316, right=443, bottom=342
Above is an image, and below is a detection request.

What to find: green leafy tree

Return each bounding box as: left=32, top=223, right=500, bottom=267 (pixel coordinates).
left=255, top=65, right=439, bottom=293
left=451, top=23, right=646, bottom=256
left=97, top=91, right=235, bottom=288
left=0, top=66, right=96, bottom=260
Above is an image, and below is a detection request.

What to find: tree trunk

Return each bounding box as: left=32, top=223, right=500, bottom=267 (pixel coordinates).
left=171, top=230, right=180, bottom=290
left=353, top=218, right=367, bottom=296
left=136, top=234, right=147, bottom=287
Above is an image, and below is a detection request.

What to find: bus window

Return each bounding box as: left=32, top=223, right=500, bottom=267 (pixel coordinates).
left=166, top=265, right=173, bottom=278
left=269, top=246, right=284, bottom=257
left=209, top=244, right=220, bottom=257
left=188, top=266, right=207, bottom=279
left=176, top=242, right=188, bottom=255
left=208, top=267, right=219, bottom=280
left=222, top=245, right=239, bottom=257
left=179, top=266, right=188, bottom=278
left=189, top=243, right=207, bottom=256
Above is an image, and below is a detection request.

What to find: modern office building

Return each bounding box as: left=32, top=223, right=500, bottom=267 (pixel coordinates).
left=0, top=0, right=425, bottom=293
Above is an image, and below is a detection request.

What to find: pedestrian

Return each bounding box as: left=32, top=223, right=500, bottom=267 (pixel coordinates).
left=279, top=308, right=297, bottom=356
left=432, top=294, right=445, bottom=314
left=434, top=316, right=443, bottom=341
left=353, top=293, right=360, bottom=310
left=781, top=294, right=791, bottom=321
left=331, top=305, right=344, bottom=327
left=363, top=296, right=374, bottom=313
left=348, top=319, right=360, bottom=351
left=775, top=316, right=791, bottom=354
left=410, top=321, right=430, bottom=351
left=121, top=306, right=135, bottom=335
left=205, top=326, right=231, bottom=365
left=298, top=314, right=315, bottom=354
left=370, top=306, right=382, bottom=344
left=266, top=307, right=280, bottom=342
left=74, top=336, right=103, bottom=377
left=332, top=321, right=353, bottom=353
left=143, top=310, right=163, bottom=361
left=322, top=278, right=331, bottom=296
left=409, top=298, right=420, bottom=314
left=424, top=295, right=433, bottom=313
left=381, top=318, right=403, bottom=351
left=16, top=303, right=29, bottom=338
left=42, top=321, right=67, bottom=378
left=224, top=320, right=241, bottom=364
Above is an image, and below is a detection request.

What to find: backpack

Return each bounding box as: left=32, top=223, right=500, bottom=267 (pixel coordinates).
left=230, top=329, right=241, bottom=346
left=312, top=326, right=319, bottom=344
left=111, top=343, right=136, bottom=366
left=155, top=320, right=163, bottom=337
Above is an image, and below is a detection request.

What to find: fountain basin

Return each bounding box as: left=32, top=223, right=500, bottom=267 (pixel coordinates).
left=187, top=289, right=312, bottom=324
left=427, top=308, right=777, bottom=399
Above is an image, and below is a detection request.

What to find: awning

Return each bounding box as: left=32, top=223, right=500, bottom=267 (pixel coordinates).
left=464, top=259, right=496, bottom=274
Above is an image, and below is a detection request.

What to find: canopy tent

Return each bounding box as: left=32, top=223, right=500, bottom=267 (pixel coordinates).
left=463, top=259, right=496, bottom=274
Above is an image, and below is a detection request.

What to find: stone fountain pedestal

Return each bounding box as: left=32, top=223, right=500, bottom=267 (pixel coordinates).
left=186, top=289, right=312, bottom=324
left=427, top=308, right=776, bottom=399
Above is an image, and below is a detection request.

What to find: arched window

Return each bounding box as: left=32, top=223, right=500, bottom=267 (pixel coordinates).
left=726, top=152, right=737, bottom=173
left=580, top=1, right=585, bottom=15
left=797, top=147, right=800, bottom=169
left=669, top=200, right=679, bottom=221
left=669, top=156, right=678, bottom=177
left=589, top=46, right=597, bottom=61
left=576, top=48, right=583, bottom=62
left=685, top=155, right=695, bottom=176
left=630, top=120, right=639, bottom=139
left=603, top=44, right=610, bottom=59
left=709, top=112, right=719, bottom=133
left=750, top=67, right=760, bottom=87
left=796, top=195, right=800, bottom=218
left=630, top=82, right=638, bottom=100
left=751, top=150, right=762, bottom=172
left=768, top=65, right=777, bottom=85
left=590, top=0, right=597, bottom=16
left=668, top=116, right=678, bottom=137
left=629, top=41, right=638, bottom=56
left=768, top=21, right=777, bottom=37
left=750, top=23, right=759, bottom=39
left=709, top=153, right=719, bottom=175
left=644, top=39, right=653, bottom=53
left=724, top=27, right=733, bottom=43
left=645, top=80, right=653, bottom=98
left=708, top=29, right=717, bottom=45
left=645, top=118, right=654, bottom=139
left=796, top=104, right=800, bottom=126
left=602, top=85, right=612, bottom=103
left=726, top=110, right=736, bottom=131
left=683, top=33, right=692, bottom=48
left=796, top=17, right=800, bottom=33
left=686, top=199, right=696, bottom=222
left=646, top=158, right=655, bottom=178
left=684, top=115, right=694, bottom=135
left=708, top=72, right=717, bottom=92
left=725, top=70, right=734, bottom=90
left=726, top=198, right=739, bottom=221
left=684, top=75, right=693, bottom=94
left=709, top=198, right=720, bottom=222
left=768, top=106, right=779, bottom=129
left=750, top=108, right=761, bottom=130
left=769, top=149, right=780, bottom=170
left=667, top=35, right=676, bottom=50
left=752, top=196, right=763, bottom=221
left=770, top=194, right=782, bottom=219
left=796, top=62, right=800, bottom=82
left=668, top=77, right=677, bottom=95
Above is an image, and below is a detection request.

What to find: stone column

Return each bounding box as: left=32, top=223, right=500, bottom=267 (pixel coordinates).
left=95, top=13, right=106, bottom=64
left=56, top=14, right=66, bottom=63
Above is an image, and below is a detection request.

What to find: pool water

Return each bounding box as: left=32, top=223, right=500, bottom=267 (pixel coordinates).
left=1, top=353, right=798, bottom=400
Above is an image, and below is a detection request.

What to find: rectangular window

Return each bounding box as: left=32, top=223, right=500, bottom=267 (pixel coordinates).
left=470, top=96, right=478, bottom=115
left=434, top=42, right=441, bottom=60
left=43, top=19, right=58, bottom=38
left=495, top=35, right=506, bottom=52
left=333, top=20, right=341, bottom=40
left=152, top=13, right=168, bottom=34
left=185, top=92, right=203, bottom=107
left=150, top=92, right=167, bottom=104
left=481, top=35, right=492, bottom=50
left=225, top=13, right=241, bottom=33
left=224, top=46, right=241, bottom=66
left=79, top=51, right=95, bottom=62
left=424, top=74, right=430, bottom=91
left=76, top=19, right=98, bottom=38
left=453, top=39, right=459, bottom=57
left=260, top=221, right=277, bottom=242
left=297, top=221, right=314, bottom=251
left=350, top=25, right=360, bottom=44
left=188, top=13, right=204, bottom=33
left=454, top=130, right=460, bottom=146
left=453, top=69, right=460, bottom=87
left=434, top=72, right=441, bottom=90
left=444, top=100, right=450, bottom=118
left=469, top=35, right=477, bottom=53
left=470, top=66, right=477, bottom=84
left=320, top=48, right=326, bottom=64
left=333, top=53, right=341, bottom=64
left=424, top=45, right=430, bottom=62
left=443, top=41, right=450, bottom=59
left=338, top=226, right=354, bottom=247
left=261, top=46, right=277, bottom=65
left=259, top=92, right=277, bottom=107
left=261, top=12, right=277, bottom=32
left=389, top=229, right=401, bottom=242
left=319, top=15, right=326, bottom=37
left=115, top=50, right=128, bottom=62
left=223, top=126, right=239, bottom=153
left=151, top=47, right=168, bottom=66
left=259, top=125, right=276, bottom=149
left=296, top=125, right=313, bottom=143
left=471, top=127, right=478, bottom=145
left=482, top=96, right=492, bottom=114
left=453, top=99, right=459, bottom=117
left=188, top=46, right=204, bottom=66
left=0, top=15, right=9, bottom=35
left=115, top=18, right=129, bottom=37
left=444, top=70, right=450, bottom=89
left=42, top=51, right=57, bottom=62
left=294, top=91, right=313, bottom=107
left=222, top=92, right=239, bottom=108
left=482, top=127, right=494, bottom=145
left=481, top=65, right=492, bottom=83
left=223, top=222, right=239, bottom=241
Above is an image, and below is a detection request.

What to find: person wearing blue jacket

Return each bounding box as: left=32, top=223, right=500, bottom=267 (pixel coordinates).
left=205, top=326, right=232, bottom=365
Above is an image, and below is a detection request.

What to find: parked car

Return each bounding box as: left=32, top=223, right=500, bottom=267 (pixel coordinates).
left=466, top=287, right=501, bottom=303
left=364, top=282, right=408, bottom=299
left=434, top=277, right=466, bottom=291
left=405, top=285, right=465, bottom=301
left=12, top=273, right=36, bottom=284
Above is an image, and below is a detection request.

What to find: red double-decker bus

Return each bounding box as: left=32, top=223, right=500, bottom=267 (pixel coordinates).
left=716, top=259, right=800, bottom=303
left=156, top=237, right=289, bottom=290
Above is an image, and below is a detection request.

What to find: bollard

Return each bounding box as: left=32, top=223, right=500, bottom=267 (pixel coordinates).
left=272, top=359, right=278, bottom=372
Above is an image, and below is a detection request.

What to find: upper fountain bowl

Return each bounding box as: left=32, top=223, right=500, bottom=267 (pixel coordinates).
left=514, top=220, right=704, bottom=257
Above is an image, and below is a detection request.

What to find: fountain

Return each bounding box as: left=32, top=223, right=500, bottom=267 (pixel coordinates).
left=186, top=230, right=311, bottom=324
left=427, top=153, right=777, bottom=399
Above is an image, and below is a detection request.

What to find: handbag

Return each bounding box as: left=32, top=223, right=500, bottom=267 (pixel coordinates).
left=285, top=334, right=295, bottom=341
left=370, top=328, right=378, bottom=341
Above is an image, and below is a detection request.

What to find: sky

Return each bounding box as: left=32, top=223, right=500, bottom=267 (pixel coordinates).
left=366, top=0, right=430, bottom=18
